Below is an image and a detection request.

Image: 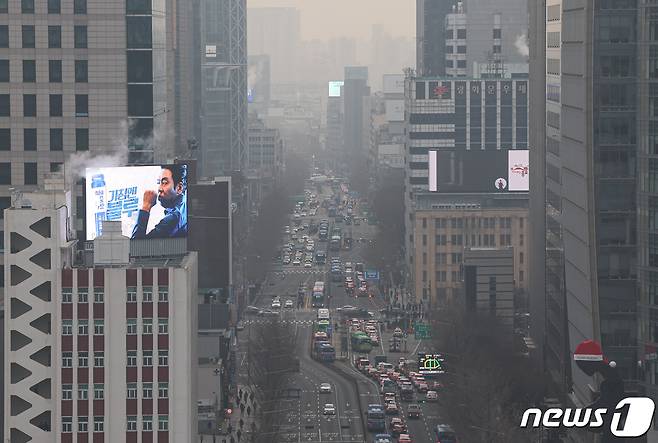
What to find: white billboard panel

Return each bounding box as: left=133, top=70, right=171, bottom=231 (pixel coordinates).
left=383, top=74, right=405, bottom=94
left=385, top=99, right=405, bottom=122
left=508, top=150, right=529, bottom=191
left=328, top=81, right=344, bottom=97
left=428, top=150, right=438, bottom=191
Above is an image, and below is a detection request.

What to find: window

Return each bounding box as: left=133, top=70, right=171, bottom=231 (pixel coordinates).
left=143, top=318, right=153, bottom=334
left=50, top=128, right=63, bottom=151
left=78, top=319, right=88, bottom=335
left=0, top=94, right=8, bottom=116
left=143, top=382, right=153, bottom=398
left=127, top=16, right=152, bottom=48
left=62, top=417, right=72, bottom=432
left=24, top=163, right=37, bottom=185
left=49, top=60, right=62, bottom=82
left=48, top=26, right=61, bottom=48
left=127, top=51, right=153, bottom=82
left=21, top=129, right=36, bottom=152
left=519, top=252, right=524, bottom=264
left=457, top=60, right=466, bottom=68
left=493, top=28, right=502, bottom=39
left=127, top=84, right=153, bottom=116
left=445, top=45, right=453, bottom=54
left=61, top=320, right=73, bottom=336
left=493, top=45, right=501, bottom=54
left=50, top=162, right=62, bottom=173
left=127, top=415, right=137, bottom=431
left=158, top=319, right=168, bottom=334
left=48, top=0, right=60, bottom=13
left=127, top=287, right=137, bottom=302
left=94, top=288, right=103, bottom=303
left=62, top=288, right=73, bottom=303
left=520, top=270, right=524, bottom=282
left=0, top=60, right=8, bottom=82
left=75, top=60, right=88, bottom=82
left=519, top=218, right=524, bottom=229
left=78, top=383, right=88, bottom=400
left=457, top=29, right=466, bottom=39
left=127, top=0, right=152, bottom=14
left=143, top=415, right=153, bottom=431
left=158, top=350, right=168, bottom=366
left=127, top=383, right=137, bottom=398
left=127, top=350, right=137, bottom=366
left=74, top=0, right=87, bottom=14
left=74, top=26, right=87, bottom=48
left=127, top=319, right=137, bottom=334
left=24, top=94, right=36, bottom=117
left=50, top=94, right=63, bottom=117
left=0, top=25, right=6, bottom=48
left=92, top=384, right=104, bottom=400
left=0, top=129, right=7, bottom=151
left=62, top=384, right=73, bottom=400
left=75, top=94, right=88, bottom=117
left=457, top=45, right=466, bottom=54
left=76, top=128, right=89, bottom=151
left=520, top=234, right=524, bottom=246
left=143, top=350, right=153, bottom=366
left=0, top=163, right=9, bottom=184
left=94, top=351, right=104, bottom=367
left=158, top=415, right=168, bottom=431
left=158, top=287, right=168, bottom=301
left=78, top=351, right=88, bottom=367
left=78, top=416, right=88, bottom=432
left=22, top=0, right=34, bottom=12
left=22, top=25, right=34, bottom=48
left=158, top=382, right=168, bottom=398
left=143, top=288, right=153, bottom=302
left=0, top=0, right=7, bottom=13
left=93, top=416, right=104, bottom=433
left=62, top=352, right=73, bottom=367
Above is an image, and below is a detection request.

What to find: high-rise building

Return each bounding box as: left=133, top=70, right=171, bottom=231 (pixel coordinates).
left=528, top=0, right=653, bottom=414
left=444, top=0, right=528, bottom=78
left=416, top=0, right=453, bottom=76
left=246, top=114, right=284, bottom=203
left=342, top=67, right=370, bottom=175
left=247, top=7, right=300, bottom=85
left=3, top=186, right=198, bottom=442
left=197, top=0, right=247, bottom=178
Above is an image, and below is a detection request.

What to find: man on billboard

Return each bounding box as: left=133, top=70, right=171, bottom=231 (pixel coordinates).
left=131, top=165, right=188, bottom=239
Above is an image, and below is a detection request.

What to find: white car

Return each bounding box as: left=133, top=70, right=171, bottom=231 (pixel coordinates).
left=426, top=390, right=438, bottom=402
left=319, top=383, right=332, bottom=393
left=323, top=403, right=336, bottom=415
left=292, top=259, right=301, bottom=266
left=304, top=261, right=313, bottom=268
left=271, top=300, right=281, bottom=309
left=285, top=299, right=294, bottom=309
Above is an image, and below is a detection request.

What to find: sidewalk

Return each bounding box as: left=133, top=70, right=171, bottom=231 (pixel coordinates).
left=224, top=384, right=259, bottom=442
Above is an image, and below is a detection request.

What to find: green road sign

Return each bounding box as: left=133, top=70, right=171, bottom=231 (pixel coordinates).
left=414, top=322, right=431, bottom=339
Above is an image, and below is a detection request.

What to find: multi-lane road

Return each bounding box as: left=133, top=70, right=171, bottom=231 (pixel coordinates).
left=236, top=185, right=446, bottom=443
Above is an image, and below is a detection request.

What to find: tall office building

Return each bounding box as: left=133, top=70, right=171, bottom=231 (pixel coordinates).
left=529, top=2, right=655, bottom=424
left=4, top=187, right=198, bottom=442
left=342, top=67, right=370, bottom=172
left=444, top=0, right=528, bottom=78
left=416, top=0, right=453, bottom=76
left=197, top=0, right=247, bottom=178
left=247, top=7, right=300, bottom=86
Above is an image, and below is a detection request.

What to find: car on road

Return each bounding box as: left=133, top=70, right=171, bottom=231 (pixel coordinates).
left=319, top=383, right=332, bottom=393
left=435, top=424, right=457, bottom=443
left=385, top=402, right=399, bottom=415
left=304, top=261, right=313, bottom=268
left=284, top=299, right=294, bottom=309
left=245, top=306, right=260, bottom=314
left=283, top=256, right=291, bottom=265
left=426, top=390, right=438, bottom=402
left=397, top=434, right=412, bottom=443
left=271, top=300, right=281, bottom=309
left=257, top=309, right=279, bottom=317
left=390, top=417, right=407, bottom=436
left=416, top=381, right=428, bottom=393
left=373, top=434, right=393, bottom=443
left=292, top=258, right=301, bottom=266
left=407, top=404, right=421, bottom=419
left=236, top=321, right=245, bottom=331
left=323, top=403, right=336, bottom=415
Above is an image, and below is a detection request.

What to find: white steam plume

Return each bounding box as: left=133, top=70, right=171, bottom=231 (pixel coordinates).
left=515, top=34, right=529, bottom=57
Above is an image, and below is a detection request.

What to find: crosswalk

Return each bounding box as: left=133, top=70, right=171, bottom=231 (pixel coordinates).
left=276, top=269, right=325, bottom=275
left=243, top=319, right=316, bottom=325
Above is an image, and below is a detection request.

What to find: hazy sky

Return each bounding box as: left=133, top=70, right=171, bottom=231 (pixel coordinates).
left=247, top=0, right=415, bottom=41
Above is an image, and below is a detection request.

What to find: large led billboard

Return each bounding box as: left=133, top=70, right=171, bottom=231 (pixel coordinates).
left=86, top=164, right=188, bottom=240
left=418, top=353, right=446, bottom=375
left=328, top=81, right=344, bottom=97
left=427, top=149, right=529, bottom=193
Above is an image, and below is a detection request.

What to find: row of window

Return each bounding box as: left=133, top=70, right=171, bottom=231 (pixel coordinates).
left=62, top=318, right=169, bottom=335
left=0, top=94, right=88, bottom=117
left=62, top=287, right=169, bottom=303
left=2, top=0, right=87, bottom=14
left=62, top=415, right=168, bottom=433
left=0, top=24, right=87, bottom=49
left=422, top=233, right=522, bottom=247
left=62, top=349, right=169, bottom=367
left=0, top=162, right=61, bottom=184
left=0, top=128, right=88, bottom=152
left=0, top=59, right=88, bottom=83
left=421, top=217, right=520, bottom=229
left=62, top=382, right=168, bottom=401
left=446, top=59, right=467, bottom=69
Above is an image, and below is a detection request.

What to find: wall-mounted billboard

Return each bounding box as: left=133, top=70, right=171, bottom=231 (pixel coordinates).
left=86, top=164, right=188, bottom=240
left=508, top=149, right=529, bottom=191
left=328, top=81, right=344, bottom=97
left=427, top=149, right=529, bottom=193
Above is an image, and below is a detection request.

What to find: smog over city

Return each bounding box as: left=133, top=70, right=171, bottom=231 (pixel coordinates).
left=1, top=1, right=654, bottom=443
